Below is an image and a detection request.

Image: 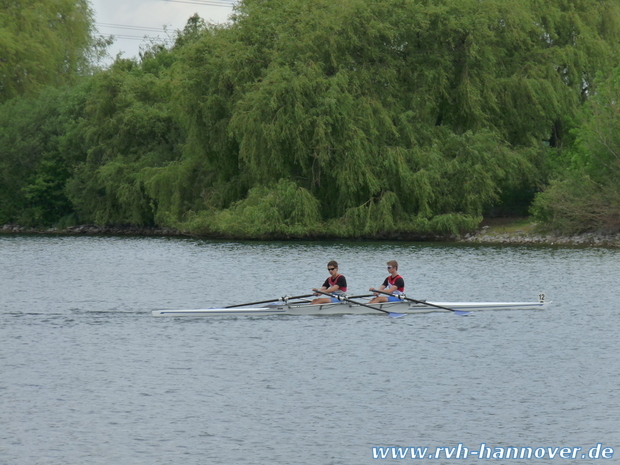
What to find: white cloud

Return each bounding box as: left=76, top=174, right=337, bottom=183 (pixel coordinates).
left=90, top=0, right=235, bottom=61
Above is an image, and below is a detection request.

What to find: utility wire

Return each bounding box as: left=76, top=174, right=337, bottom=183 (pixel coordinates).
left=161, top=0, right=237, bottom=7
left=95, top=33, right=172, bottom=42
left=96, top=22, right=168, bottom=33
left=93, top=1, right=236, bottom=49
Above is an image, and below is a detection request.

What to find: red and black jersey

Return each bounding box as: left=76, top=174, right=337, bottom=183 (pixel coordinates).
left=382, top=274, right=404, bottom=292
left=322, top=274, right=347, bottom=293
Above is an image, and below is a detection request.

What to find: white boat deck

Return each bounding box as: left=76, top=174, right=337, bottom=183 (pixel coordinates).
left=152, top=299, right=551, bottom=317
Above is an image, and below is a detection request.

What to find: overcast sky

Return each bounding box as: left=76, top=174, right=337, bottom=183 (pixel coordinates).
left=90, top=0, right=236, bottom=61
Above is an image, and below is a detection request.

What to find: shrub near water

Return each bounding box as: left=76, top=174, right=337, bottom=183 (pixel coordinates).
left=182, top=179, right=322, bottom=238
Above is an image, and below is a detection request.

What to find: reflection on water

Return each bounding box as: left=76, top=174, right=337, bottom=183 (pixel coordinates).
left=1, top=235, right=619, bottom=464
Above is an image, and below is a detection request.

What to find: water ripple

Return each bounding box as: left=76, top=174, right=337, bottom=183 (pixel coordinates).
left=1, top=236, right=619, bottom=464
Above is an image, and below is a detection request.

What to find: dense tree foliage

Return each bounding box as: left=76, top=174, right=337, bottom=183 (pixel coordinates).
left=2, top=1, right=620, bottom=238
left=0, top=86, right=75, bottom=224
left=532, top=64, right=620, bottom=233
left=172, top=0, right=620, bottom=236
left=64, top=53, right=185, bottom=226
left=0, top=0, right=97, bottom=103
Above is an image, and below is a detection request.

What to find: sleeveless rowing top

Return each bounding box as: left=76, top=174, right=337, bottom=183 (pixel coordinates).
left=327, top=274, right=347, bottom=294
left=386, top=274, right=404, bottom=294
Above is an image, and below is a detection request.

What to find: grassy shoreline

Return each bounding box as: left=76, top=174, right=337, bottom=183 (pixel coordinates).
left=2, top=218, right=620, bottom=247
left=465, top=217, right=620, bottom=247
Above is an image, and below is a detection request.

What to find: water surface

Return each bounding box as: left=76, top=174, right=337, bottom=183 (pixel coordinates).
left=1, top=236, right=619, bottom=464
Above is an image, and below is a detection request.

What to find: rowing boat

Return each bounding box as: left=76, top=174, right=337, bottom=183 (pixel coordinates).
left=151, top=295, right=551, bottom=317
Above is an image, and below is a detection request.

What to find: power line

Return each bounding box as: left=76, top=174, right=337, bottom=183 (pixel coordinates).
left=96, top=22, right=168, bottom=33
left=92, top=1, right=237, bottom=56
left=95, top=33, right=172, bottom=42
left=161, top=0, right=237, bottom=8
left=93, top=2, right=236, bottom=38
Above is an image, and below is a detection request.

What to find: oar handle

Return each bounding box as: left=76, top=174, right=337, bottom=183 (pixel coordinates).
left=372, top=289, right=465, bottom=314
left=371, top=288, right=412, bottom=301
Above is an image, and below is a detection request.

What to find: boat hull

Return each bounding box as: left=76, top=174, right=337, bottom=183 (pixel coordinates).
left=151, top=300, right=551, bottom=317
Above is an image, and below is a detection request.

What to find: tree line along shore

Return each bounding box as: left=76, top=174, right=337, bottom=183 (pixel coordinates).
left=2, top=0, right=620, bottom=240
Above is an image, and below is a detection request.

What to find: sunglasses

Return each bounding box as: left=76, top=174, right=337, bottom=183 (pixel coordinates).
left=327, top=267, right=336, bottom=271
left=387, top=266, right=393, bottom=269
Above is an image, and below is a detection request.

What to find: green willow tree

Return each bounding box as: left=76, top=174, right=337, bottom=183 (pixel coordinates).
left=0, top=86, right=75, bottom=224
left=3, top=1, right=620, bottom=237
left=0, top=42, right=185, bottom=227
left=0, top=0, right=97, bottom=103
left=532, top=64, right=620, bottom=233
left=0, top=16, right=199, bottom=227
left=171, top=0, right=620, bottom=236
left=64, top=52, right=186, bottom=226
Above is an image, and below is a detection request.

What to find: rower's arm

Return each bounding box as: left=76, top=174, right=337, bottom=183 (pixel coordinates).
left=384, top=285, right=398, bottom=294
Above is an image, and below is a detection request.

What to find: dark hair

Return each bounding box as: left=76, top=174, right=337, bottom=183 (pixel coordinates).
left=328, top=260, right=338, bottom=268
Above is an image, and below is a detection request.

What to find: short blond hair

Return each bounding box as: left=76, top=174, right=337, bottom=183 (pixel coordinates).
left=387, top=260, right=398, bottom=270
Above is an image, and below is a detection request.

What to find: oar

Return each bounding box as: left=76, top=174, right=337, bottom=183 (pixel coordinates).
left=314, top=290, right=405, bottom=318
left=372, top=289, right=471, bottom=316
left=224, top=294, right=314, bottom=308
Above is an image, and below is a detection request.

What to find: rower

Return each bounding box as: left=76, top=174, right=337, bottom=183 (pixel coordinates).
left=369, top=260, right=405, bottom=304
left=311, top=261, right=347, bottom=304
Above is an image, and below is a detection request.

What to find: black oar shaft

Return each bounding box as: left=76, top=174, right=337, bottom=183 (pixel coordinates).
left=224, top=294, right=314, bottom=308
left=372, top=289, right=467, bottom=314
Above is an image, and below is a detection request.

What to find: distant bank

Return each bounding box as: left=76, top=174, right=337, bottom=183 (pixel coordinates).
left=462, top=218, right=620, bottom=247
left=2, top=219, right=619, bottom=247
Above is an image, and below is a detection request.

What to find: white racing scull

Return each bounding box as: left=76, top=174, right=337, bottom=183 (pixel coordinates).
left=151, top=293, right=551, bottom=317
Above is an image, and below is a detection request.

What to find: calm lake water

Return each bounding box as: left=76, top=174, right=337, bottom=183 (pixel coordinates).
left=1, top=235, right=619, bottom=464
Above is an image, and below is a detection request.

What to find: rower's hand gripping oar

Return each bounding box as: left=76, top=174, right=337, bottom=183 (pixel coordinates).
left=224, top=294, right=314, bottom=308
left=372, top=289, right=471, bottom=316
left=314, top=290, right=405, bottom=318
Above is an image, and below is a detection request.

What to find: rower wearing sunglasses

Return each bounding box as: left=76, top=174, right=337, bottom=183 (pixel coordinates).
left=369, top=260, right=405, bottom=304
left=311, top=261, right=348, bottom=304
